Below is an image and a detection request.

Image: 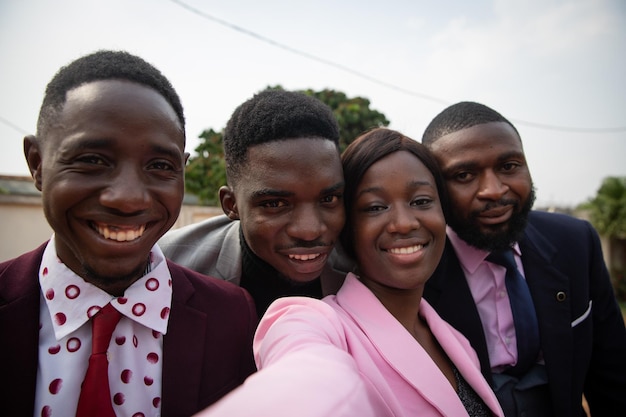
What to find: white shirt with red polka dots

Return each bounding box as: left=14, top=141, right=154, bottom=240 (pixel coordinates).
left=34, top=236, right=172, bottom=417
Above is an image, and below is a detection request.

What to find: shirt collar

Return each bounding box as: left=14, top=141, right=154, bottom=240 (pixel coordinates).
left=446, top=226, right=521, bottom=274
left=39, top=236, right=173, bottom=340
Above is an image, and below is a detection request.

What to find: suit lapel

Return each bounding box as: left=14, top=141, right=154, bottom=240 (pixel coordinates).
left=421, top=301, right=504, bottom=416
left=424, top=240, right=493, bottom=381
left=214, top=221, right=243, bottom=285
left=520, top=219, right=573, bottom=403
left=338, top=275, right=470, bottom=416
left=161, top=263, right=207, bottom=417
left=0, top=245, right=45, bottom=415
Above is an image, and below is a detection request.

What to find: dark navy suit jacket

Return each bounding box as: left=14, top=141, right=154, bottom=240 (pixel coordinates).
left=424, top=211, right=626, bottom=417
left=0, top=243, right=258, bottom=417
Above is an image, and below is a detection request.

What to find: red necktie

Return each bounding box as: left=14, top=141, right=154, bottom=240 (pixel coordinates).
left=76, top=303, right=122, bottom=417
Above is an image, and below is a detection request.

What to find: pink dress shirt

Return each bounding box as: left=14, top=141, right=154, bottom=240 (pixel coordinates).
left=447, top=227, right=528, bottom=371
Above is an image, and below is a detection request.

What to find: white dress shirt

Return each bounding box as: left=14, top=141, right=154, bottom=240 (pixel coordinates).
left=34, top=236, right=172, bottom=417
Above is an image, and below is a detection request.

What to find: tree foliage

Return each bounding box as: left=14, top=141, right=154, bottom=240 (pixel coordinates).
left=579, top=176, right=626, bottom=238
left=300, top=88, right=390, bottom=152
left=579, top=176, right=626, bottom=301
left=184, top=86, right=390, bottom=205
left=184, top=128, right=226, bottom=206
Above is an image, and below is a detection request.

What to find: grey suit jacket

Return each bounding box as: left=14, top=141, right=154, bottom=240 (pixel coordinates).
left=159, top=214, right=348, bottom=295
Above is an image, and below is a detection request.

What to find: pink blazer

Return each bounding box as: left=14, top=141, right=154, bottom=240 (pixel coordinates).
left=198, top=273, right=503, bottom=417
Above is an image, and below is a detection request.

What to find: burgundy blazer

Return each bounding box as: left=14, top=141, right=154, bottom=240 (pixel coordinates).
left=0, top=243, right=258, bottom=417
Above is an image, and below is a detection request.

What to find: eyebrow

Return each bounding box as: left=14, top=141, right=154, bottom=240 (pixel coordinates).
left=443, top=161, right=479, bottom=175
left=250, top=180, right=345, bottom=199
left=324, top=181, right=345, bottom=194
left=356, top=180, right=432, bottom=198
left=150, top=143, right=184, bottom=160
left=498, top=150, right=525, bottom=161
left=68, top=137, right=113, bottom=151
left=445, top=150, right=525, bottom=173
left=251, top=188, right=293, bottom=199
left=66, top=138, right=182, bottom=159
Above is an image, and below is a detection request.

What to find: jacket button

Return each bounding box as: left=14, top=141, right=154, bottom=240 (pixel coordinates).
left=556, top=291, right=566, bottom=301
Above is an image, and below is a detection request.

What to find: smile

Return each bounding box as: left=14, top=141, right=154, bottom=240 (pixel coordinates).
left=387, top=245, right=423, bottom=255
left=94, top=223, right=146, bottom=242
left=288, top=253, right=322, bottom=261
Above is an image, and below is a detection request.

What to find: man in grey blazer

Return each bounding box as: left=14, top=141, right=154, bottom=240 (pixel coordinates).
left=421, top=101, right=626, bottom=416
left=160, top=90, right=349, bottom=316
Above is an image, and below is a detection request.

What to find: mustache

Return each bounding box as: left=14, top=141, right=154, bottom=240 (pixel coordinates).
left=474, top=199, right=519, bottom=214
left=280, top=240, right=332, bottom=250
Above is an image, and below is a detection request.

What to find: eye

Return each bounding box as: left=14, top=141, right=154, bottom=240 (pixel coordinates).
left=320, top=193, right=343, bottom=206
left=501, top=161, right=521, bottom=173
left=148, top=160, right=176, bottom=171
left=411, top=196, right=434, bottom=207
left=76, top=154, right=107, bottom=165
left=260, top=200, right=288, bottom=209
left=363, top=203, right=387, bottom=213
left=453, top=171, right=475, bottom=183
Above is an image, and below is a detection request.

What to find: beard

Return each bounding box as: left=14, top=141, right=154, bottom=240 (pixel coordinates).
left=449, top=186, right=536, bottom=251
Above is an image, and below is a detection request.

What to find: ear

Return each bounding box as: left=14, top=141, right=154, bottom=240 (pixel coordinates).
left=23, top=135, right=43, bottom=191
left=184, top=152, right=190, bottom=164
left=219, top=185, right=239, bottom=220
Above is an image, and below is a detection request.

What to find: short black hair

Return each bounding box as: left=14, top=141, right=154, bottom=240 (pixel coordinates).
left=223, top=89, right=340, bottom=185
left=422, top=101, right=519, bottom=146
left=37, top=50, right=185, bottom=138
left=340, top=127, right=449, bottom=259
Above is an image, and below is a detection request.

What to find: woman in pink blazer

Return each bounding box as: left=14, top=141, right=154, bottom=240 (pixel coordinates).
left=196, top=128, right=503, bottom=417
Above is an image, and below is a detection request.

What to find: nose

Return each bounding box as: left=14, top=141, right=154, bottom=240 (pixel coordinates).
left=387, top=204, right=420, bottom=234
left=100, top=166, right=151, bottom=213
left=477, top=170, right=508, bottom=200
left=286, top=205, right=326, bottom=242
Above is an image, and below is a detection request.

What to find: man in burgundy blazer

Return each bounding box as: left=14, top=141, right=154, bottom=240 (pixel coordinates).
left=0, top=244, right=257, bottom=417
left=0, top=50, right=257, bottom=417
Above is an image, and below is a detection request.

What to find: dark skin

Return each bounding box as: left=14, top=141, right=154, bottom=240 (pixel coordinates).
left=350, top=151, right=456, bottom=389
left=219, top=137, right=345, bottom=283
left=24, top=80, right=188, bottom=296
left=428, top=122, right=533, bottom=250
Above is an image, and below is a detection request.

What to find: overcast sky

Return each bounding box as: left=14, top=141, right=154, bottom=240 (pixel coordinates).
left=1, top=0, right=624, bottom=208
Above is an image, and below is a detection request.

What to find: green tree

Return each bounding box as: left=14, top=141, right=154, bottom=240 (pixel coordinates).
left=184, top=128, right=225, bottom=206
left=580, top=176, right=626, bottom=238
left=184, top=86, right=390, bottom=205
left=579, top=176, right=626, bottom=300
left=300, top=88, right=390, bottom=151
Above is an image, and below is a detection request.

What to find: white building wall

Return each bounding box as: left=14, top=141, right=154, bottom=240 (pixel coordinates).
left=0, top=194, right=221, bottom=262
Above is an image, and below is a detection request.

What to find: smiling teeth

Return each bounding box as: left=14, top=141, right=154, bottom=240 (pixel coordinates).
left=96, top=224, right=146, bottom=242
left=289, top=253, right=321, bottom=261
left=388, top=245, right=422, bottom=255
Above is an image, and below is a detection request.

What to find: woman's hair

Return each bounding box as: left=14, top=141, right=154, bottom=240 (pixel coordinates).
left=340, top=127, right=448, bottom=259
